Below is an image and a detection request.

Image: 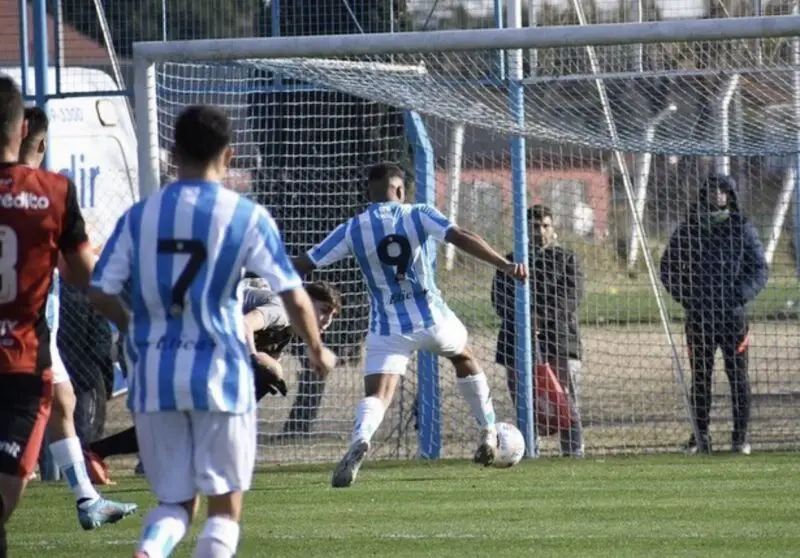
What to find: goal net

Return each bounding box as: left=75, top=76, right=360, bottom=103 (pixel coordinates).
left=135, top=18, right=800, bottom=462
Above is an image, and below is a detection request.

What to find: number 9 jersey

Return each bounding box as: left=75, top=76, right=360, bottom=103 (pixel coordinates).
left=308, top=202, right=453, bottom=337
left=0, top=163, right=89, bottom=375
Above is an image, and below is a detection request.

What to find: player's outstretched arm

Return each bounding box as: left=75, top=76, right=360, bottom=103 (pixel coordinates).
left=86, top=211, right=134, bottom=334
left=446, top=227, right=528, bottom=282
left=246, top=206, right=337, bottom=377
left=280, top=287, right=337, bottom=377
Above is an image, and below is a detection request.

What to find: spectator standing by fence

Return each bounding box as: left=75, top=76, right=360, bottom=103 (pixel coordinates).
left=660, top=174, right=768, bottom=455
left=492, top=204, right=585, bottom=457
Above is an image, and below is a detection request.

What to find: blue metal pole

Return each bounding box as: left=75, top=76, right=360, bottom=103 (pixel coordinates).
left=53, top=0, right=62, bottom=96
left=19, top=0, right=30, bottom=98
left=508, top=1, right=536, bottom=458
left=33, top=0, right=59, bottom=481
left=271, top=0, right=283, bottom=91
left=795, top=158, right=800, bottom=277
left=33, top=0, right=51, bottom=172
left=403, top=110, right=441, bottom=459
left=493, top=0, right=506, bottom=81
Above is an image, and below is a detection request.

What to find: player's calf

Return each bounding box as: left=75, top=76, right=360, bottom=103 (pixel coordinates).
left=48, top=381, right=138, bottom=527
left=135, top=500, right=193, bottom=558
left=330, top=373, right=396, bottom=488
left=449, top=349, right=498, bottom=466
left=192, top=493, right=244, bottom=558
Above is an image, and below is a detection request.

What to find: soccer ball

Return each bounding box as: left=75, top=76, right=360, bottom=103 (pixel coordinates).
left=493, top=422, right=526, bottom=468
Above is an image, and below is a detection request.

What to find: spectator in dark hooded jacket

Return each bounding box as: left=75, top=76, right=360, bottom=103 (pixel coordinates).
left=660, top=174, right=767, bottom=455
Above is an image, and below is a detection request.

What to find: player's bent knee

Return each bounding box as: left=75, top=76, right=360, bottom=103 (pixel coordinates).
left=0, top=475, right=25, bottom=523
left=363, top=373, right=399, bottom=404
left=52, top=381, right=76, bottom=419
left=206, top=491, right=243, bottom=522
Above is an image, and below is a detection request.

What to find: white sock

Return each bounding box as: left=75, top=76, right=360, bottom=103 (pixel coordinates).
left=351, top=396, right=386, bottom=445
left=49, top=437, right=100, bottom=504
left=138, top=504, right=189, bottom=558
left=192, top=516, right=240, bottom=558
left=457, top=373, right=496, bottom=431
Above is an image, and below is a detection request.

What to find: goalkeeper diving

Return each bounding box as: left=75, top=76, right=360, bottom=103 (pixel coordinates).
left=84, top=279, right=341, bottom=484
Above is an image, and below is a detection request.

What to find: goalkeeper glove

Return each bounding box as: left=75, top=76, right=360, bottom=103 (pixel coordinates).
left=251, top=353, right=288, bottom=397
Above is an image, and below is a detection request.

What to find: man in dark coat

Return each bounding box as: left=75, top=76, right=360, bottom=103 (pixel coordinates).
left=492, top=204, right=585, bottom=456
left=660, top=174, right=768, bottom=454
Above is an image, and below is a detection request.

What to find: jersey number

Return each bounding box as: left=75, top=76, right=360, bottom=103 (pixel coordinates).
left=0, top=225, right=18, bottom=304
left=157, top=239, right=207, bottom=317
left=377, top=234, right=412, bottom=282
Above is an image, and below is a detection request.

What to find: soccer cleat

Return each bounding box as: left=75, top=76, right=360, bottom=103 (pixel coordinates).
left=683, top=433, right=712, bottom=455
left=78, top=497, right=138, bottom=531
left=134, top=459, right=145, bottom=476
left=732, top=432, right=751, bottom=455
left=84, top=450, right=116, bottom=485
left=331, top=439, right=369, bottom=488
left=473, top=427, right=498, bottom=467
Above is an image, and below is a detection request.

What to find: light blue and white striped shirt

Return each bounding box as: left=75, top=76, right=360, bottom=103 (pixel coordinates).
left=91, top=180, right=302, bottom=414
left=309, top=202, right=454, bottom=336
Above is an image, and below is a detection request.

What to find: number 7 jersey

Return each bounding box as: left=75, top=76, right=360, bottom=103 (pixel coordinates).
left=308, top=202, right=454, bottom=336
left=90, top=180, right=302, bottom=414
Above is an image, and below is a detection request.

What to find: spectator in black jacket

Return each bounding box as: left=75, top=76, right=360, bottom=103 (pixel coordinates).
left=660, top=174, right=768, bottom=455
left=492, top=205, right=585, bottom=456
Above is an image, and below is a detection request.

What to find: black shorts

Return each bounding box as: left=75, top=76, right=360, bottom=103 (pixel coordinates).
left=0, top=371, right=53, bottom=477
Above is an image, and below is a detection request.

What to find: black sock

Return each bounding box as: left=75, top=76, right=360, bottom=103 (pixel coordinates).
left=88, top=427, right=139, bottom=458
left=0, top=521, right=7, bottom=558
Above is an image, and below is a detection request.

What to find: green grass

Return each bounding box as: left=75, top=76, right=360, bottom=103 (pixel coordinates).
left=10, top=455, right=800, bottom=557
left=445, top=279, right=799, bottom=329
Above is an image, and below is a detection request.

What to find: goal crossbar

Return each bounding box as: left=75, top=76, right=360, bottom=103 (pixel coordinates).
left=133, top=15, right=800, bottom=62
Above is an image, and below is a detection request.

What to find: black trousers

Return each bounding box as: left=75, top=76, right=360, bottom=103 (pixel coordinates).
left=685, top=310, right=751, bottom=441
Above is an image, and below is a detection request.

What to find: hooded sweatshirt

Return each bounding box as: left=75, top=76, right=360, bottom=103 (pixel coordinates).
left=659, top=174, right=768, bottom=314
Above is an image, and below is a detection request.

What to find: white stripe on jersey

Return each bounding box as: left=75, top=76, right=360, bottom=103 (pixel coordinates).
left=90, top=180, right=302, bottom=414
left=308, top=202, right=454, bottom=336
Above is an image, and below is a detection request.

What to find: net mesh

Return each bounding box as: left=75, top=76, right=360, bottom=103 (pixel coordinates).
left=149, top=37, right=800, bottom=462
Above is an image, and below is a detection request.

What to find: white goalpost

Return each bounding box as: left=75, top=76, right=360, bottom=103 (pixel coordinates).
left=134, top=15, right=800, bottom=462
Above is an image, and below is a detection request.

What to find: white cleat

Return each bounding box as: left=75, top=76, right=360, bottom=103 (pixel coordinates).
left=473, top=427, right=498, bottom=467
left=331, top=439, right=370, bottom=488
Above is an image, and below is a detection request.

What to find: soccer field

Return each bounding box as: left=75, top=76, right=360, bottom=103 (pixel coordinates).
left=10, top=454, right=800, bottom=557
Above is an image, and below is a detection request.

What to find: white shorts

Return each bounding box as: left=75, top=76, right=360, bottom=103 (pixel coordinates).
left=133, top=410, right=257, bottom=504
left=364, top=312, right=469, bottom=375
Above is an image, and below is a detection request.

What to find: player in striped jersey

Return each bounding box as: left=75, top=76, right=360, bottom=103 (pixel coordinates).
left=83, top=279, right=342, bottom=484
left=19, top=106, right=138, bottom=527
left=294, top=162, right=528, bottom=488
left=88, top=105, right=336, bottom=558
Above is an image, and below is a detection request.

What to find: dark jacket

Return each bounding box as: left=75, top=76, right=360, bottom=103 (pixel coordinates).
left=492, top=246, right=584, bottom=361
left=659, top=182, right=768, bottom=316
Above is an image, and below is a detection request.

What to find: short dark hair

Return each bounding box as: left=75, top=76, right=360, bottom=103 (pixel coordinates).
left=20, top=106, right=48, bottom=155
left=367, top=162, right=405, bottom=184
left=527, top=204, right=553, bottom=222
left=0, top=76, right=24, bottom=148
left=305, top=281, right=342, bottom=313
left=173, top=105, right=232, bottom=165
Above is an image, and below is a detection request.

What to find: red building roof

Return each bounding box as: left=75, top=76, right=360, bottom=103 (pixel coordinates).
left=0, top=0, right=112, bottom=65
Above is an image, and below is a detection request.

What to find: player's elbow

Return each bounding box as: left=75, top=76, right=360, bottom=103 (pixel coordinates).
left=292, top=255, right=316, bottom=278
left=61, top=248, right=96, bottom=288
left=444, top=226, right=468, bottom=247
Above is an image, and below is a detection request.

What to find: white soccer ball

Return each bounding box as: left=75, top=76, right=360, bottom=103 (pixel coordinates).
left=493, top=422, right=526, bottom=468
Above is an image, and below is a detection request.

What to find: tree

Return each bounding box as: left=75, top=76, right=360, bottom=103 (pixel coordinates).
left=59, top=0, right=261, bottom=58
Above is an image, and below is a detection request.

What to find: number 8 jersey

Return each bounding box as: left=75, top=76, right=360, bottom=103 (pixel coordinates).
left=0, top=163, right=89, bottom=375
left=308, top=202, right=453, bottom=336
left=91, top=180, right=302, bottom=414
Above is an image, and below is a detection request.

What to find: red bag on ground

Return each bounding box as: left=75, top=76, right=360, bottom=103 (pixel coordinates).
left=534, top=362, right=573, bottom=436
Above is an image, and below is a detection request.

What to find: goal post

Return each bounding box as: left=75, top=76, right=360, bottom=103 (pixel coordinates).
left=133, top=15, right=800, bottom=461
